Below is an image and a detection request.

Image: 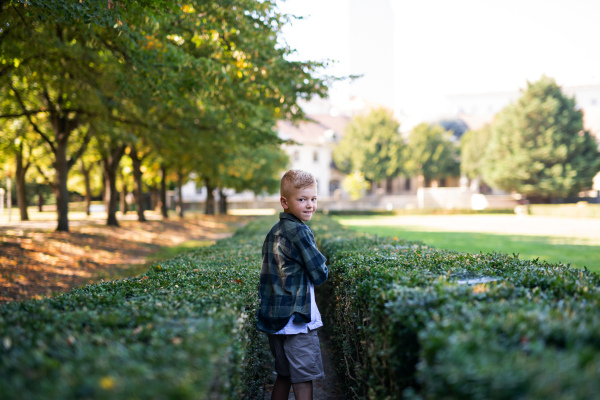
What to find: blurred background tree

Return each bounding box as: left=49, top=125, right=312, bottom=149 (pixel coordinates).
left=333, top=108, right=404, bottom=193
left=460, top=124, right=493, bottom=192
left=481, top=76, right=600, bottom=202
left=405, top=123, right=460, bottom=187
left=342, top=171, right=371, bottom=201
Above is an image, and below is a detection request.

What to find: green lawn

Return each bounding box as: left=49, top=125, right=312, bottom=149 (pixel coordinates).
left=334, top=216, right=600, bottom=273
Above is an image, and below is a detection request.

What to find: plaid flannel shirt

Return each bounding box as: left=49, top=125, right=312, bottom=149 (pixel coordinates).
left=257, top=212, right=328, bottom=334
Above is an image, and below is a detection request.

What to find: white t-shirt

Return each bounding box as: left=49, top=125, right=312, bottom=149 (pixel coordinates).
left=272, top=282, right=323, bottom=334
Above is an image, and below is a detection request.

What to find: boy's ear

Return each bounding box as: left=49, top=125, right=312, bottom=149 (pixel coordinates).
left=280, top=196, right=289, bottom=210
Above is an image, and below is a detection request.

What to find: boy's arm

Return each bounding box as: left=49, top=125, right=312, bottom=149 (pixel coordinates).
left=295, top=228, right=328, bottom=285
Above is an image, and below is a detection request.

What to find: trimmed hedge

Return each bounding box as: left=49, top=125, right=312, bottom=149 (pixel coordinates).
left=3, top=214, right=599, bottom=399
left=312, top=215, right=600, bottom=400
left=0, top=219, right=272, bottom=400
left=528, top=203, right=600, bottom=218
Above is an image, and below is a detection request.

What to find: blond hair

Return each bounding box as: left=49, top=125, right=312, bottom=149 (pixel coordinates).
left=280, top=169, right=317, bottom=197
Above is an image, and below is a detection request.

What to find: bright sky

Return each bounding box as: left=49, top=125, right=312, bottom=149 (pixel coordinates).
left=277, top=0, right=600, bottom=122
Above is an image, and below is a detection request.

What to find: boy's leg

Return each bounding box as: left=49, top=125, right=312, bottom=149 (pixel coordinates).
left=271, top=375, right=292, bottom=400
left=268, top=334, right=293, bottom=400
left=291, top=380, right=313, bottom=400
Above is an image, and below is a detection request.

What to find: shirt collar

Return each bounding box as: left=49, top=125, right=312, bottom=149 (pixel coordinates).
left=279, top=212, right=305, bottom=225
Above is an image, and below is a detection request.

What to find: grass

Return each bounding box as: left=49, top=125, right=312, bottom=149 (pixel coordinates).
left=335, top=217, right=600, bottom=273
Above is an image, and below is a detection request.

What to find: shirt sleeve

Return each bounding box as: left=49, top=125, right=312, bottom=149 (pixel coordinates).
left=294, top=227, right=328, bottom=286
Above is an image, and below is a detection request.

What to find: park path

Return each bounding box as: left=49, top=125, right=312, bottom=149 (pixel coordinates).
left=262, top=329, right=344, bottom=400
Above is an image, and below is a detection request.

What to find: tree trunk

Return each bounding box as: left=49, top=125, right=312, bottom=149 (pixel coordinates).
left=80, top=160, right=92, bottom=216
left=205, top=178, right=215, bottom=215
left=129, top=146, right=146, bottom=222
left=101, top=145, right=126, bottom=227
left=15, top=145, right=30, bottom=221
left=160, top=164, right=168, bottom=219
left=150, top=183, right=158, bottom=211
left=54, top=139, right=70, bottom=232
left=37, top=188, right=44, bottom=212
left=386, top=177, right=393, bottom=194
left=120, top=169, right=128, bottom=215
left=102, top=175, right=108, bottom=211
left=176, top=172, right=184, bottom=218
left=218, top=188, right=228, bottom=215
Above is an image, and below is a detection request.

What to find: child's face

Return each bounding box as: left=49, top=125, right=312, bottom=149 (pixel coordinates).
left=281, top=184, right=318, bottom=222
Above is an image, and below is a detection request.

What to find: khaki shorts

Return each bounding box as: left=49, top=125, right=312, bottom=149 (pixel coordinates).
left=267, top=329, right=325, bottom=383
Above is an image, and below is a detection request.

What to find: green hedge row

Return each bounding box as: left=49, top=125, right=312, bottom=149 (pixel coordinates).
left=4, top=215, right=599, bottom=400
left=0, top=219, right=273, bottom=400
left=311, top=216, right=600, bottom=400
left=528, top=203, right=600, bottom=218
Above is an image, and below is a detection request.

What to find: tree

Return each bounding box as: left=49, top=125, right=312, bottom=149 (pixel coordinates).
left=0, top=118, right=36, bottom=220
left=218, top=143, right=289, bottom=213
left=342, top=171, right=371, bottom=200
left=481, top=76, right=600, bottom=202
left=333, top=108, right=404, bottom=191
left=460, top=124, right=494, bottom=192
left=461, top=125, right=492, bottom=179
left=2, top=0, right=331, bottom=227
left=405, top=123, right=460, bottom=187
left=0, top=11, right=112, bottom=231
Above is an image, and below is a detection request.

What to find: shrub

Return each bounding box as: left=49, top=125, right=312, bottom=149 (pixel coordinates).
left=312, top=215, right=600, bottom=400
left=0, top=219, right=274, bottom=400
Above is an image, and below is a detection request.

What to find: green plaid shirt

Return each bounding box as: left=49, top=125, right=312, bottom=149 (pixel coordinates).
left=257, top=212, right=328, bottom=334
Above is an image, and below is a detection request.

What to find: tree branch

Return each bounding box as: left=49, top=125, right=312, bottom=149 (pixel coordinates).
left=9, top=83, right=57, bottom=153
left=0, top=110, right=46, bottom=118
left=68, top=128, right=93, bottom=170
left=0, top=53, right=45, bottom=80
left=35, top=164, right=53, bottom=187
left=12, top=4, right=33, bottom=36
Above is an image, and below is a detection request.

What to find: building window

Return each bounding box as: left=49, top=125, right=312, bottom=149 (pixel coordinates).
left=404, top=178, right=411, bottom=191
left=313, top=151, right=319, bottom=163
left=294, top=151, right=300, bottom=161
left=592, top=98, right=597, bottom=106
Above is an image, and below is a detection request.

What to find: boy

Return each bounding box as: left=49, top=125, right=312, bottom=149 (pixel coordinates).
left=257, top=169, right=328, bottom=400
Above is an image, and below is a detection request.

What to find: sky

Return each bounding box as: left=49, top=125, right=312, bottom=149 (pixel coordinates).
left=276, top=0, right=600, bottom=123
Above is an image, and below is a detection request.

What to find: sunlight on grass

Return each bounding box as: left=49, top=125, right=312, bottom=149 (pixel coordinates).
left=335, top=216, right=600, bottom=273
left=103, top=240, right=215, bottom=281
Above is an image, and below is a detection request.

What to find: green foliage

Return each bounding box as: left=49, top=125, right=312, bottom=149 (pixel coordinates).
left=460, top=124, right=493, bottom=179
left=310, top=215, right=600, bottom=400
left=482, top=76, right=600, bottom=201
left=1, top=0, right=330, bottom=227
left=333, top=108, right=404, bottom=182
left=406, top=123, right=460, bottom=185
left=342, top=171, right=371, bottom=200
left=221, top=144, right=289, bottom=196
left=0, top=217, right=277, bottom=399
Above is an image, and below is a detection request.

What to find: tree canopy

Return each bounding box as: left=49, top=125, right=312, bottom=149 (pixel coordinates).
left=333, top=108, right=404, bottom=183
left=460, top=124, right=492, bottom=180
left=481, top=76, right=600, bottom=201
left=0, top=0, right=330, bottom=229
left=405, top=123, right=460, bottom=186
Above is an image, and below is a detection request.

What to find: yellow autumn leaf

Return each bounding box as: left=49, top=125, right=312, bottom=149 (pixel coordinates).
left=99, top=376, right=115, bottom=390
